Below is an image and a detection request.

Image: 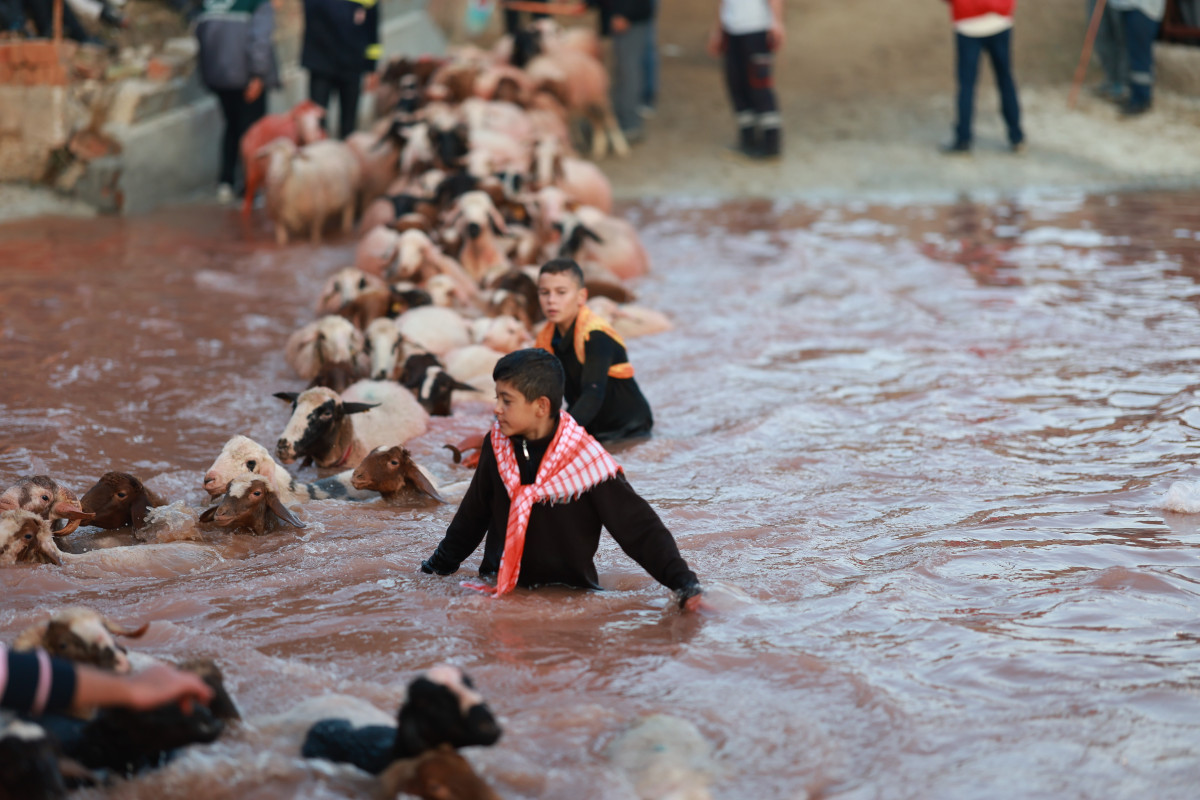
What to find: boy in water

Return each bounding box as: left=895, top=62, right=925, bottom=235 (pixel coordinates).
left=420, top=349, right=704, bottom=610
left=535, top=258, right=654, bottom=442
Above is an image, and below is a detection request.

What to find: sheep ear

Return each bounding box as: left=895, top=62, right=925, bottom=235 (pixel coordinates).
left=407, top=464, right=446, bottom=504
left=378, top=758, right=419, bottom=799
left=199, top=504, right=218, bottom=523
left=268, top=495, right=305, bottom=529
left=130, top=493, right=151, bottom=529
left=583, top=225, right=603, bottom=244
left=449, top=378, right=477, bottom=393
left=274, top=391, right=300, bottom=403
left=342, top=402, right=380, bottom=415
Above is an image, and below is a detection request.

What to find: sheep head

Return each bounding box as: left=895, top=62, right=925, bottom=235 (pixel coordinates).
left=13, top=606, right=149, bottom=673
left=391, top=665, right=502, bottom=760
left=273, top=387, right=379, bottom=466
left=351, top=446, right=445, bottom=503
left=0, top=476, right=94, bottom=536
left=199, top=474, right=305, bottom=535
left=203, top=435, right=278, bottom=498
left=0, top=510, right=61, bottom=566
left=379, top=745, right=501, bottom=800
left=80, top=472, right=162, bottom=530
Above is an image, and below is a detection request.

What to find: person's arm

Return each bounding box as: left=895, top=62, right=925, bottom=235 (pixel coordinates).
left=422, top=437, right=495, bottom=574
left=1, top=644, right=77, bottom=716
left=567, top=331, right=621, bottom=429
left=707, top=0, right=725, bottom=57
left=2, top=644, right=213, bottom=716
left=71, top=663, right=214, bottom=714
left=590, top=474, right=703, bottom=607
left=363, top=0, right=382, bottom=75
left=245, top=0, right=276, bottom=101
left=767, top=0, right=785, bottom=51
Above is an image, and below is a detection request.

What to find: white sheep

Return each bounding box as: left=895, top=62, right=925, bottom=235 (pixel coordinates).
left=444, top=190, right=511, bottom=283
left=203, top=435, right=375, bottom=504
left=558, top=205, right=650, bottom=281
left=273, top=380, right=430, bottom=470
left=469, top=314, right=534, bottom=354
left=316, top=266, right=388, bottom=316
left=443, top=344, right=503, bottom=398
left=284, top=315, right=366, bottom=381
left=364, top=316, right=406, bottom=380
left=396, top=305, right=472, bottom=358
left=260, top=138, right=362, bottom=245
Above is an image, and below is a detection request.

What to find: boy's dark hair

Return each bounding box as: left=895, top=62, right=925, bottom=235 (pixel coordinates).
left=493, top=349, right=565, bottom=416
left=538, top=258, right=585, bottom=288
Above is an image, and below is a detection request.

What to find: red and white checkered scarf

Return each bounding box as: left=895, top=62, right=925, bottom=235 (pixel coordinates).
left=462, top=411, right=621, bottom=597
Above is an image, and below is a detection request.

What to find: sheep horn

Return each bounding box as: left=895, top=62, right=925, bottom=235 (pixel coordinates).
left=103, top=618, right=150, bottom=639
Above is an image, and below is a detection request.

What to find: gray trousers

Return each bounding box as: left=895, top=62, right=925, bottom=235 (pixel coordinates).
left=1086, top=0, right=1129, bottom=89
left=611, top=20, right=651, bottom=134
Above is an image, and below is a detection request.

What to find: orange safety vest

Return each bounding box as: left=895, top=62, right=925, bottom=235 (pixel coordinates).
left=535, top=305, right=635, bottom=380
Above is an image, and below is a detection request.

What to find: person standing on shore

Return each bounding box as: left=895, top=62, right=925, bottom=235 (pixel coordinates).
left=301, top=0, right=381, bottom=139
left=1108, top=0, right=1165, bottom=116
left=1086, top=0, right=1129, bottom=103
left=195, top=0, right=280, bottom=203
left=610, top=0, right=656, bottom=144
left=940, top=0, right=1024, bottom=155
left=707, top=0, right=784, bottom=160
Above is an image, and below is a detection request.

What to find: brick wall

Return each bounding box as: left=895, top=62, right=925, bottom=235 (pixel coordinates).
left=0, top=41, right=70, bottom=86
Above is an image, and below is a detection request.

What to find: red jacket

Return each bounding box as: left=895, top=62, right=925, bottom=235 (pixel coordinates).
left=948, top=0, right=1015, bottom=22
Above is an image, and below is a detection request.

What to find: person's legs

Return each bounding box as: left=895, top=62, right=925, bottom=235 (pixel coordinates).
left=951, top=32, right=983, bottom=149
left=641, top=0, right=658, bottom=111
left=723, top=32, right=756, bottom=152
left=743, top=30, right=780, bottom=157
left=335, top=73, right=362, bottom=138
left=610, top=22, right=647, bottom=137
left=309, top=71, right=335, bottom=135
left=1087, top=0, right=1126, bottom=97
left=1120, top=8, right=1159, bottom=113
left=230, top=91, right=267, bottom=193
left=984, top=29, right=1022, bottom=147
left=214, top=88, right=243, bottom=192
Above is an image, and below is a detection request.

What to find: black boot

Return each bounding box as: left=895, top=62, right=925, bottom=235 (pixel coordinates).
left=759, top=126, right=781, bottom=158
left=738, top=125, right=757, bottom=156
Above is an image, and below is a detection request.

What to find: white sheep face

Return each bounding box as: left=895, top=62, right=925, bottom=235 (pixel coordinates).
left=204, top=435, right=277, bottom=498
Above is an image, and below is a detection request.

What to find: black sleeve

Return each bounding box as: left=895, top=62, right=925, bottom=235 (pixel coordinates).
left=568, top=331, right=621, bottom=429
left=364, top=0, right=381, bottom=71
left=591, top=474, right=700, bottom=598
left=422, top=437, right=495, bottom=574
left=1, top=646, right=78, bottom=716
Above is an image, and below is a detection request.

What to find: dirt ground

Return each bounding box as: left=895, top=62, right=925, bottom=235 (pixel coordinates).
left=590, top=0, right=1200, bottom=201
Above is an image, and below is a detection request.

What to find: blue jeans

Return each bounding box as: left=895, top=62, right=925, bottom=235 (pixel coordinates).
left=1121, top=9, right=1160, bottom=107
left=954, top=29, right=1023, bottom=147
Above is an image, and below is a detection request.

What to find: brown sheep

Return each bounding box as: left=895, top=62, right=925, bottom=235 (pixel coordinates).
left=0, top=509, right=61, bottom=565
left=379, top=744, right=500, bottom=800
left=351, top=445, right=445, bottom=503
left=79, top=472, right=165, bottom=530
left=199, top=475, right=306, bottom=535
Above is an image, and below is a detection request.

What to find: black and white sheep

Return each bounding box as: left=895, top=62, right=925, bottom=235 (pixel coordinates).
left=273, top=380, right=429, bottom=471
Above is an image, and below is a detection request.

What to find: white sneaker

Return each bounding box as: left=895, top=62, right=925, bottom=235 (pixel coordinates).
left=216, top=183, right=234, bottom=203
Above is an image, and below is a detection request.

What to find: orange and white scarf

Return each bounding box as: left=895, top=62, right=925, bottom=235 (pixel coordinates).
left=462, top=411, right=621, bottom=597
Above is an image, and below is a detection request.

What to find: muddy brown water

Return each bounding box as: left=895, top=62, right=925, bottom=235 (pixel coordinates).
left=4, top=191, right=1200, bottom=799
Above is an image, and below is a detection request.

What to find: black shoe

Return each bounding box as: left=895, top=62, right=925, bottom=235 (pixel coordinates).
left=1119, top=100, right=1151, bottom=117
left=940, top=141, right=971, bottom=155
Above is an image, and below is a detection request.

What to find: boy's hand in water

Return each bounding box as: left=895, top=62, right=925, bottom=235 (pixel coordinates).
left=683, top=593, right=716, bottom=613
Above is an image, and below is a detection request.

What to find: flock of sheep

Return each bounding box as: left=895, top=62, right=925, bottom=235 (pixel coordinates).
left=0, top=18, right=714, bottom=800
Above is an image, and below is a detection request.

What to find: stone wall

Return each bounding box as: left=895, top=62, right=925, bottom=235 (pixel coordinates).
left=0, top=0, right=446, bottom=213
